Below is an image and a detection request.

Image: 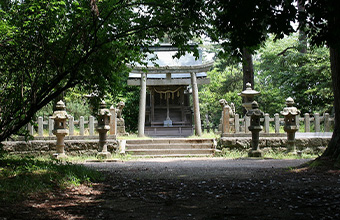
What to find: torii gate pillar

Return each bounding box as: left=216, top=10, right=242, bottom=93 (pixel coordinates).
left=191, top=72, right=202, bottom=136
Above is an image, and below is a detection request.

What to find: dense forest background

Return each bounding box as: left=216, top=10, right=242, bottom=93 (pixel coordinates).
left=36, top=33, right=333, bottom=133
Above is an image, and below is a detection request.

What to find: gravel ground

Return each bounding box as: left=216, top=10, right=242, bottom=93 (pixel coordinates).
left=84, top=157, right=312, bottom=180
left=2, top=158, right=340, bottom=220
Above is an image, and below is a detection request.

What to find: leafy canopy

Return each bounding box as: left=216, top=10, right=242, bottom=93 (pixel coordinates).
left=0, top=0, right=205, bottom=141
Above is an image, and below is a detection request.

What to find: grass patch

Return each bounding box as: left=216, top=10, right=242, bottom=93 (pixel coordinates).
left=217, top=148, right=318, bottom=160
left=117, top=133, right=151, bottom=140
left=0, top=154, right=104, bottom=203
left=188, top=131, right=220, bottom=139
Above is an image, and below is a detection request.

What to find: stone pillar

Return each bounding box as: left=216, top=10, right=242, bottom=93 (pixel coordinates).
left=69, top=116, right=74, bottom=136
left=28, top=123, right=34, bottom=136
left=274, top=113, right=280, bottom=133
left=89, top=116, right=94, bottom=136
left=304, top=113, right=310, bottom=132
left=109, top=105, right=117, bottom=136
left=138, top=73, right=147, bottom=137
left=314, top=113, right=320, bottom=132
left=324, top=113, right=330, bottom=132
left=49, top=117, right=54, bottom=137
left=191, top=72, right=202, bottom=136
left=38, top=116, right=43, bottom=137
left=235, top=114, right=240, bottom=133
left=79, top=116, right=84, bottom=136
left=245, top=116, right=250, bottom=133
left=264, top=113, right=270, bottom=134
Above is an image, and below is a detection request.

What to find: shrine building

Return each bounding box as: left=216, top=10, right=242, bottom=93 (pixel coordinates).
left=127, top=45, right=213, bottom=137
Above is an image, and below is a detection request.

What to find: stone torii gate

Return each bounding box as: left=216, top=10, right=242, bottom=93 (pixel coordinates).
left=129, top=63, right=213, bottom=137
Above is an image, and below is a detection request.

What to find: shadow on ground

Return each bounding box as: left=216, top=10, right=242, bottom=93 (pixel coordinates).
left=1, top=158, right=340, bottom=220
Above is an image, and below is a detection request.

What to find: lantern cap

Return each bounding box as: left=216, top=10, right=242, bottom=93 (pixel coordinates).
left=239, top=82, right=260, bottom=97
left=51, top=100, right=69, bottom=119
left=246, top=101, right=264, bottom=117
left=285, top=97, right=294, bottom=107
left=98, top=100, right=111, bottom=116
left=55, top=100, right=66, bottom=110
left=280, top=97, right=300, bottom=116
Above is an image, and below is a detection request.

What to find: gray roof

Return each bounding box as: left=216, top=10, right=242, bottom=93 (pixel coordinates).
left=129, top=46, right=208, bottom=79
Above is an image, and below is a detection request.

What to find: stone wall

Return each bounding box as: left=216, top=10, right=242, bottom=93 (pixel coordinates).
left=2, top=139, right=118, bottom=156
left=219, top=136, right=330, bottom=154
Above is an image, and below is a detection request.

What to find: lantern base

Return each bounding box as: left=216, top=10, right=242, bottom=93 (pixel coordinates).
left=248, top=149, right=263, bottom=158
left=97, top=151, right=112, bottom=160
left=53, top=153, right=67, bottom=159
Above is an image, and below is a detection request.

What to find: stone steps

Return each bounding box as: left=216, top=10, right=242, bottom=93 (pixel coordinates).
left=121, top=138, right=216, bottom=157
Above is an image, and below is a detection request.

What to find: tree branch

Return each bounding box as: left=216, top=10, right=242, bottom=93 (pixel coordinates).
left=277, top=46, right=297, bottom=56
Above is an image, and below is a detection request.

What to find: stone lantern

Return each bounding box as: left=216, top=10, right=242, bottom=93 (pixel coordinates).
left=280, top=97, right=300, bottom=154
left=239, top=82, right=260, bottom=111
left=246, top=101, right=264, bottom=157
left=51, top=100, right=69, bottom=159
left=97, top=100, right=112, bottom=159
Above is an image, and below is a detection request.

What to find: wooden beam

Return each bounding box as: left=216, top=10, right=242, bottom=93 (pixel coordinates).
left=127, top=78, right=210, bottom=86
left=128, top=61, right=214, bottom=74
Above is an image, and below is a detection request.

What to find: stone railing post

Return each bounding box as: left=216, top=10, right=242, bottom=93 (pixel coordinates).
left=235, top=114, right=240, bottom=133
left=79, top=116, right=84, bottom=136
left=245, top=116, right=250, bottom=133
left=274, top=113, right=280, bottom=133
left=28, top=123, right=34, bottom=136
left=324, top=113, right=330, bottom=132
left=304, top=113, right=310, bottom=132
left=264, top=113, right=270, bottom=133
left=38, top=116, right=43, bottom=137
left=69, top=116, right=74, bottom=136
left=89, top=116, right=94, bottom=136
left=49, top=117, right=54, bottom=136
left=314, top=113, right=320, bottom=132
left=109, top=105, right=117, bottom=136
left=296, top=114, right=300, bottom=131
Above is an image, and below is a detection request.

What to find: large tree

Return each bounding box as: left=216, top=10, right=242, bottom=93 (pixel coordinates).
left=255, top=34, right=332, bottom=115
left=208, top=0, right=340, bottom=164
left=0, top=0, right=204, bottom=142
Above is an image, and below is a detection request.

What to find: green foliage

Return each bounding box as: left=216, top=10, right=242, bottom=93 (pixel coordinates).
left=199, top=60, right=243, bottom=126
left=115, top=86, right=140, bottom=133
left=254, top=34, right=333, bottom=115
left=207, top=0, right=297, bottom=57
left=0, top=0, right=205, bottom=142
left=0, top=154, right=103, bottom=202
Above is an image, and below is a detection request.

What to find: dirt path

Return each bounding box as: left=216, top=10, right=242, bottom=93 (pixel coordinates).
left=85, top=157, right=312, bottom=180
left=2, top=158, right=340, bottom=220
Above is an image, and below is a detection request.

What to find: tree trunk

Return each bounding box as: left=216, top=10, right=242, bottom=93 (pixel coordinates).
left=242, top=48, right=254, bottom=90
left=322, top=47, right=340, bottom=162
left=297, top=0, right=307, bottom=54
left=242, top=48, right=254, bottom=115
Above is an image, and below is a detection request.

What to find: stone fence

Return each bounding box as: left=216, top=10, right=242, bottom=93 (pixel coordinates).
left=28, top=116, right=99, bottom=137
left=216, top=112, right=334, bottom=134
left=28, top=112, right=334, bottom=138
